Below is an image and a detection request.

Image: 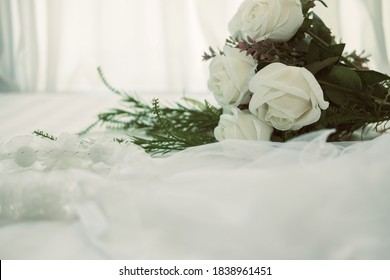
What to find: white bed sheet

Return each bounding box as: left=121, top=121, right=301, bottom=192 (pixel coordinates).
left=0, top=93, right=389, bottom=260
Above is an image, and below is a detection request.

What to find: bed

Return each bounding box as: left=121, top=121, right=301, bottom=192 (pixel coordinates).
left=1, top=92, right=389, bottom=259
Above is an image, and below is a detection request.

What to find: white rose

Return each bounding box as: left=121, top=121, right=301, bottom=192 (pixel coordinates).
left=214, top=108, right=273, bottom=141
left=208, top=46, right=257, bottom=107
left=228, top=0, right=304, bottom=42
left=249, top=63, right=329, bottom=131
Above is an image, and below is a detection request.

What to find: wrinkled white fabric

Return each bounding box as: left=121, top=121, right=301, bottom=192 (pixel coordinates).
left=1, top=129, right=390, bottom=259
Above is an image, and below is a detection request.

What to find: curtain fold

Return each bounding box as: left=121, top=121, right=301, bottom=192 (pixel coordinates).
left=360, top=0, right=389, bottom=74
left=0, top=0, right=18, bottom=91
left=0, top=0, right=39, bottom=91
left=0, top=0, right=389, bottom=93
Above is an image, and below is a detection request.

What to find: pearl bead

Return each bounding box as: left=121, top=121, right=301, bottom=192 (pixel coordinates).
left=14, top=146, right=37, bottom=167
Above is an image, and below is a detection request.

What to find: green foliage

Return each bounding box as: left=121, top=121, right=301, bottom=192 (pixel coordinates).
left=33, top=130, right=57, bottom=141
left=357, top=70, right=390, bottom=85
left=297, top=1, right=390, bottom=138
left=301, top=0, right=327, bottom=16
left=202, top=47, right=223, bottom=61
left=82, top=68, right=222, bottom=154
left=305, top=56, right=339, bottom=75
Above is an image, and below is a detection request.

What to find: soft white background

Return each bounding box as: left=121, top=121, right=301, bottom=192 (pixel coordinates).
left=0, top=0, right=389, bottom=94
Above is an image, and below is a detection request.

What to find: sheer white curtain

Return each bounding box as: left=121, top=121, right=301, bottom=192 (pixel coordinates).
left=0, top=0, right=389, bottom=93
left=0, top=0, right=39, bottom=91
left=0, top=0, right=241, bottom=93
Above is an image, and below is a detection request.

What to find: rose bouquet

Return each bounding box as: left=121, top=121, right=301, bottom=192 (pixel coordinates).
left=205, top=0, right=390, bottom=143
left=44, top=0, right=389, bottom=154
